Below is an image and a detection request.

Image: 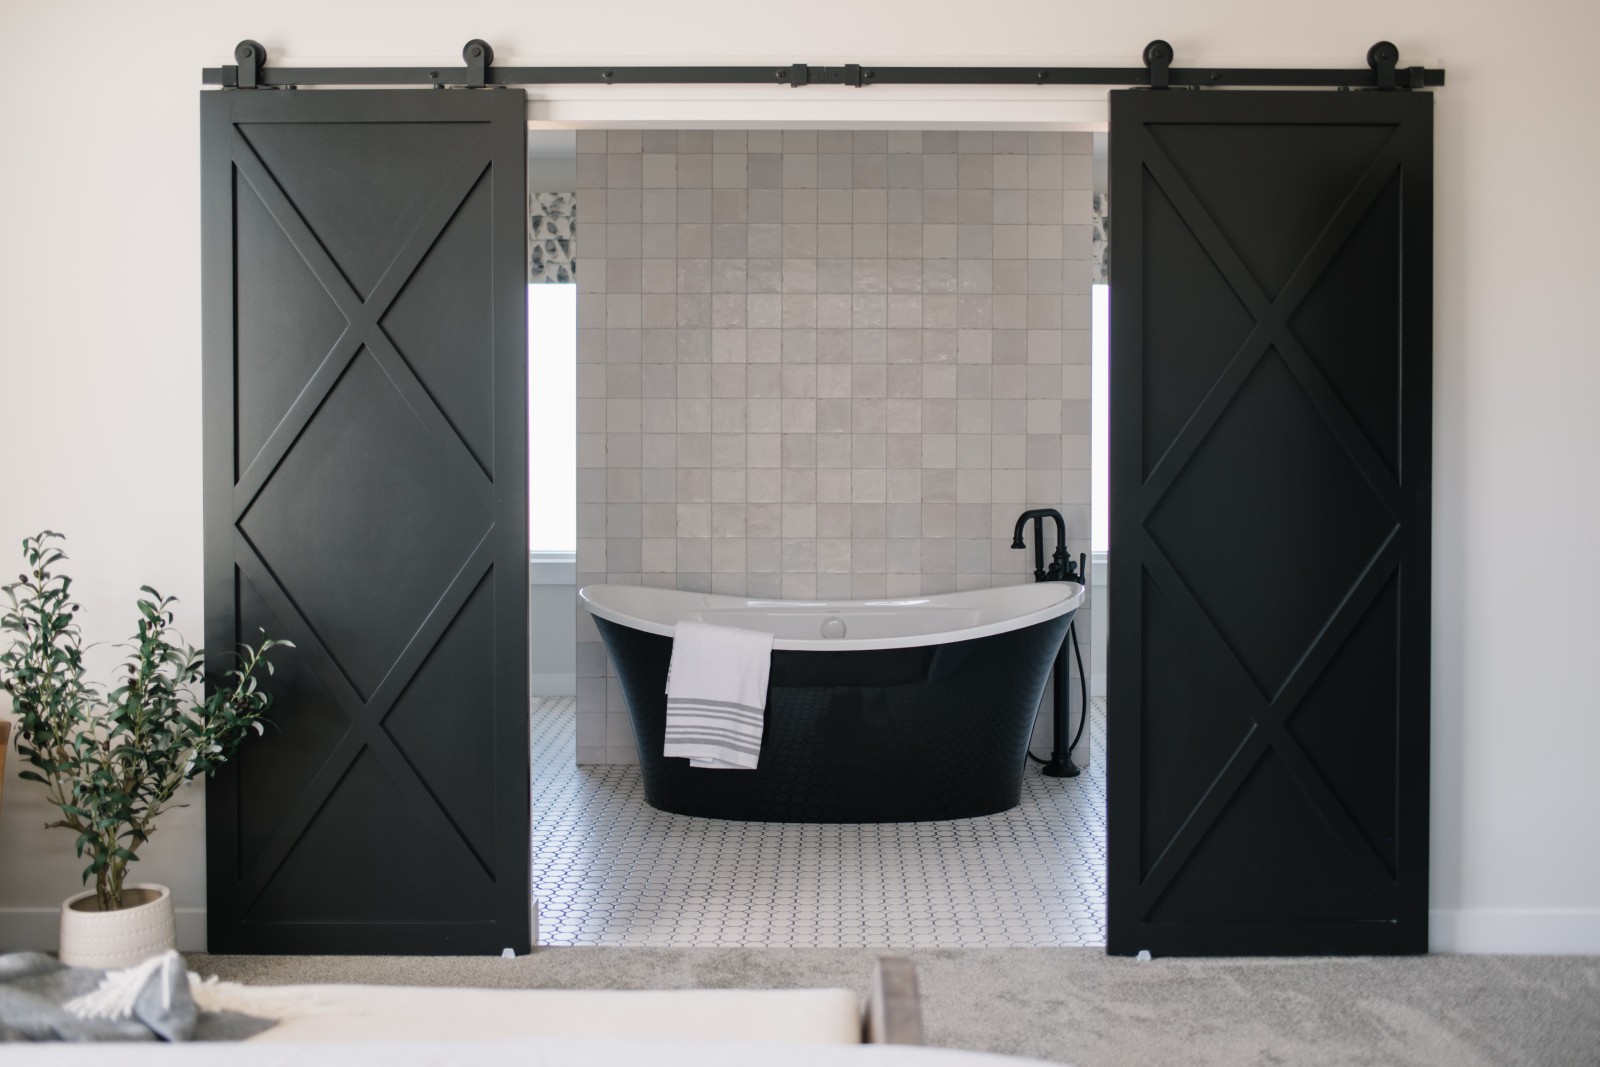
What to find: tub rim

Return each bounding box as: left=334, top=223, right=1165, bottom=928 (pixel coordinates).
left=578, top=582, right=1084, bottom=652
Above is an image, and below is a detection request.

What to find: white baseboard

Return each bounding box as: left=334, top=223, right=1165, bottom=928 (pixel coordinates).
left=530, top=672, right=577, bottom=696
left=1430, top=909, right=1600, bottom=954
left=0, top=906, right=207, bottom=954
left=5, top=903, right=1593, bottom=956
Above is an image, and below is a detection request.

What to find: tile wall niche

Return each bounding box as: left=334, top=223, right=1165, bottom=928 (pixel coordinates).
left=574, top=129, right=1094, bottom=764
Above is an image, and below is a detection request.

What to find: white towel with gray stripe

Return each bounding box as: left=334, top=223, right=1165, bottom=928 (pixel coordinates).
left=663, top=621, right=774, bottom=770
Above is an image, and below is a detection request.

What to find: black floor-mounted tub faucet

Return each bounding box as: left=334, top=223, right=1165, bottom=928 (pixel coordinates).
left=1012, top=508, right=1087, bottom=778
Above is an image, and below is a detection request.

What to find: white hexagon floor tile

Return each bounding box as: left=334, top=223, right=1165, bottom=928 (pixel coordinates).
left=530, top=694, right=1107, bottom=947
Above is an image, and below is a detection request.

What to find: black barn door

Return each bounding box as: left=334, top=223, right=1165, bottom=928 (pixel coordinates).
left=202, top=90, right=528, bottom=953
left=1107, top=90, right=1432, bottom=955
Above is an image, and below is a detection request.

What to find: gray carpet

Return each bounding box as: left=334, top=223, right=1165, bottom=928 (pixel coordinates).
left=187, top=948, right=1600, bottom=1066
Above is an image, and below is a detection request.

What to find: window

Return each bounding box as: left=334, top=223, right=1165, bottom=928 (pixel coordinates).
left=1090, top=283, right=1109, bottom=554
left=528, top=283, right=576, bottom=556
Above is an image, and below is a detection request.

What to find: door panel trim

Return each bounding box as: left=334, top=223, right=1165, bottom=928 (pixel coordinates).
left=1107, top=89, right=1432, bottom=956
left=203, top=88, right=529, bottom=954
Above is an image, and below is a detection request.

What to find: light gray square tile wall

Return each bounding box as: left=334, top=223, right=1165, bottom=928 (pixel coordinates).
left=576, top=129, right=1094, bottom=764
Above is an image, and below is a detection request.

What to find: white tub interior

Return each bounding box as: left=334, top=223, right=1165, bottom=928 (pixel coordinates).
left=579, top=582, right=1084, bottom=652
left=695, top=607, right=977, bottom=641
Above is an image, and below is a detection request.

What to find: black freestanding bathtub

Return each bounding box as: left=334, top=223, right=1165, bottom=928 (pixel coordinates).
left=580, top=583, right=1083, bottom=822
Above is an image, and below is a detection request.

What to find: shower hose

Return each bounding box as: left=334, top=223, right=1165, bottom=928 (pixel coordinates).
left=1025, top=605, right=1089, bottom=768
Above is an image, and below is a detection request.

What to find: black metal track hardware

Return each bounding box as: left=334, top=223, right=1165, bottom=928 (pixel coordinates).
left=464, top=40, right=492, bottom=88
left=1144, top=39, right=1171, bottom=90
left=235, top=40, right=264, bottom=89
left=206, top=39, right=1444, bottom=91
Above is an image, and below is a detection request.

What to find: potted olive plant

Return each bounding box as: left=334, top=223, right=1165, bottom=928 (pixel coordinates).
left=0, top=532, right=289, bottom=967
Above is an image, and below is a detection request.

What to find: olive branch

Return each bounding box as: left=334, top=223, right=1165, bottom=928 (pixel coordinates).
left=0, top=532, right=291, bottom=910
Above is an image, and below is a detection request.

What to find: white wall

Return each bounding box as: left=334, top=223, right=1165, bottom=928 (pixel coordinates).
left=530, top=582, right=577, bottom=694
left=2, top=0, right=1597, bottom=954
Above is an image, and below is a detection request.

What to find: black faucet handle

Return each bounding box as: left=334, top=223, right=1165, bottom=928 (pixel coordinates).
left=1062, top=552, right=1087, bottom=585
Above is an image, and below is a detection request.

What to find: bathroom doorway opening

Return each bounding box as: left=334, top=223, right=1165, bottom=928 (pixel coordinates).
left=525, top=124, right=1111, bottom=948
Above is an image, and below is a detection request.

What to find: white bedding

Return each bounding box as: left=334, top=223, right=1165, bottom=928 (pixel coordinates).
left=6, top=1038, right=1061, bottom=1067
left=240, top=984, right=861, bottom=1044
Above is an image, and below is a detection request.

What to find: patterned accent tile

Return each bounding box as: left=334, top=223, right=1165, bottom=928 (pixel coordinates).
left=529, top=191, right=577, bottom=283
left=1092, top=191, right=1110, bottom=285
left=531, top=695, right=1107, bottom=947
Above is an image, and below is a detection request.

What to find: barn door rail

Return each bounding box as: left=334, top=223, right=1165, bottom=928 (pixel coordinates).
left=206, top=39, right=1444, bottom=91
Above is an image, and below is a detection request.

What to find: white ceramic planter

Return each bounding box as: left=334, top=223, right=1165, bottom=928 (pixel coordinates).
left=58, top=882, right=176, bottom=969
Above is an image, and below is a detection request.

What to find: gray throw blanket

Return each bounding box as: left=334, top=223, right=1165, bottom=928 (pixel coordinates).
left=0, top=952, right=273, bottom=1042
